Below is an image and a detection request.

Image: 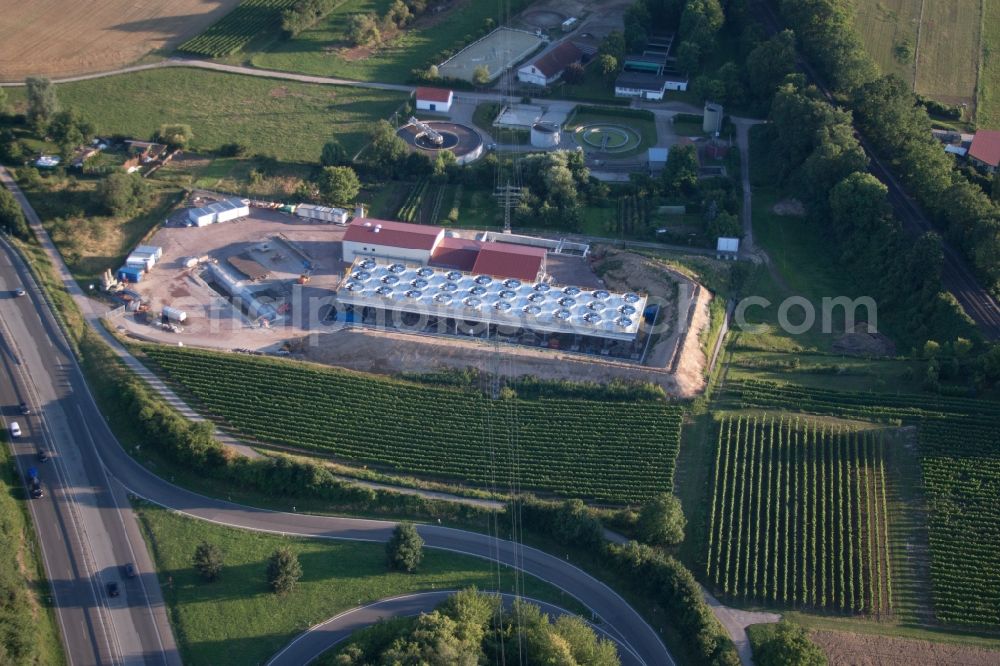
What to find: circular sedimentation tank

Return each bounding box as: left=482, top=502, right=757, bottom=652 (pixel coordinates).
left=397, top=120, right=484, bottom=164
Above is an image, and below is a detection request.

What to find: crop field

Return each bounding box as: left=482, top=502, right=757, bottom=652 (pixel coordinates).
left=920, top=418, right=1000, bottom=626
left=8, top=68, right=405, bottom=162
left=706, top=415, right=893, bottom=614
left=0, top=0, right=240, bottom=81
left=853, top=0, right=983, bottom=110
left=852, top=0, right=920, bottom=85
left=724, top=380, right=1000, bottom=627
left=177, top=0, right=298, bottom=57
left=143, top=346, right=683, bottom=503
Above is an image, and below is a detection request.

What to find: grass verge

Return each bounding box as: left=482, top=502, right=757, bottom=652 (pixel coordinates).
left=0, top=437, right=66, bottom=665
left=134, top=501, right=584, bottom=665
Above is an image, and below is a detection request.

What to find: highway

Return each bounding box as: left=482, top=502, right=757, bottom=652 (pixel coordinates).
left=0, top=242, right=179, bottom=665
left=0, top=176, right=673, bottom=665
left=749, top=0, right=1000, bottom=340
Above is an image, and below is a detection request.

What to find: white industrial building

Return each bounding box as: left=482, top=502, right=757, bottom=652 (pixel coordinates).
left=614, top=72, right=688, bottom=100
left=414, top=87, right=454, bottom=113
left=342, top=218, right=446, bottom=264
left=517, top=41, right=584, bottom=86
left=187, top=198, right=250, bottom=227
left=339, top=257, right=648, bottom=343
left=296, top=204, right=347, bottom=224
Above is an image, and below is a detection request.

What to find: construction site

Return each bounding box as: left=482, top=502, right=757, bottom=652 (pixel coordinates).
left=102, top=196, right=712, bottom=396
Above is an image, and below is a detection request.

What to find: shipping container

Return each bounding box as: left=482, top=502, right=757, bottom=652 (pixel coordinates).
left=117, top=266, right=144, bottom=283
left=134, top=245, right=163, bottom=259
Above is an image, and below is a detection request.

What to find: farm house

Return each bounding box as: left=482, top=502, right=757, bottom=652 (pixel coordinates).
left=516, top=41, right=584, bottom=86
left=187, top=198, right=250, bottom=227
left=414, top=87, right=454, bottom=113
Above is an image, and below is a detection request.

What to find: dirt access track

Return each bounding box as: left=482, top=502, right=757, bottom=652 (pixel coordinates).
left=0, top=0, right=241, bottom=81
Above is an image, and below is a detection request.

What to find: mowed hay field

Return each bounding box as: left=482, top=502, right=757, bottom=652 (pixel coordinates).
left=7, top=68, right=406, bottom=162
left=853, top=0, right=984, bottom=111
left=978, top=0, right=1000, bottom=127
left=0, top=0, right=241, bottom=81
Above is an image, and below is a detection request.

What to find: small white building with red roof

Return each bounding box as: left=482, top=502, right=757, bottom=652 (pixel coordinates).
left=414, top=87, right=454, bottom=113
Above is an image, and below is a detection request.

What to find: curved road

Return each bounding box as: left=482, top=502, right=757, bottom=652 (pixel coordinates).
left=266, top=591, right=641, bottom=666
left=0, top=172, right=673, bottom=665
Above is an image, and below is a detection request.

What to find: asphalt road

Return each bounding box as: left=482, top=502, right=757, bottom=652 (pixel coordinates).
left=0, top=175, right=674, bottom=665
left=0, top=242, right=179, bottom=666
left=266, top=591, right=643, bottom=666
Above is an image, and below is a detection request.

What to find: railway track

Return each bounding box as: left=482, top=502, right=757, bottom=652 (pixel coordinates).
left=750, top=0, right=1000, bottom=340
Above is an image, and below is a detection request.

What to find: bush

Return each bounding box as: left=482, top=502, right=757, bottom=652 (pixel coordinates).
left=192, top=541, right=224, bottom=581
left=748, top=622, right=827, bottom=666
left=386, top=522, right=424, bottom=572
left=267, top=546, right=302, bottom=594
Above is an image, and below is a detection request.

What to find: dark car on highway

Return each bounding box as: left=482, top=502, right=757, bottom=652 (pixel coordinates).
left=107, top=582, right=119, bottom=598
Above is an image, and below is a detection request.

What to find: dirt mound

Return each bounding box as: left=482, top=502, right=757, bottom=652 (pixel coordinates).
left=832, top=323, right=896, bottom=357
left=772, top=199, right=805, bottom=216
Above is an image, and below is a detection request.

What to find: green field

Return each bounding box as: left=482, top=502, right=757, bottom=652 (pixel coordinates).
left=0, top=442, right=65, bottom=666
left=706, top=415, right=893, bottom=615
left=979, top=0, right=1000, bottom=127
left=177, top=0, right=297, bottom=57
left=142, top=345, right=682, bottom=503
left=8, top=68, right=405, bottom=162
left=853, top=0, right=983, bottom=110
left=135, top=502, right=579, bottom=665
left=724, top=380, right=1000, bottom=628
left=248, top=0, right=501, bottom=83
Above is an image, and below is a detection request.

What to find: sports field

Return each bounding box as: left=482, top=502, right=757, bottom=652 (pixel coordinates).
left=853, top=0, right=984, bottom=112
left=0, top=0, right=240, bottom=81
left=438, top=28, right=544, bottom=83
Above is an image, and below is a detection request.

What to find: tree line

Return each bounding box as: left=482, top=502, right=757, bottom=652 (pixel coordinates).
left=773, top=0, right=1000, bottom=299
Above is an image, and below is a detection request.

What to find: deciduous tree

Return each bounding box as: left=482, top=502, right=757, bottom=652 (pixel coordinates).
left=267, top=546, right=302, bottom=594
left=386, top=522, right=424, bottom=572
left=192, top=541, right=224, bottom=582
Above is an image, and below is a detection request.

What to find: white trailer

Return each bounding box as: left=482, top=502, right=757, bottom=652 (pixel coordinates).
left=162, top=306, right=188, bottom=322
left=296, top=204, right=347, bottom=224
left=126, top=253, right=155, bottom=271
left=134, top=245, right=163, bottom=260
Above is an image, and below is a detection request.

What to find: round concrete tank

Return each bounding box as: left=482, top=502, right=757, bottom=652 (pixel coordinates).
left=530, top=121, right=561, bottom=148
left=703, top=102, right=723, bottom=134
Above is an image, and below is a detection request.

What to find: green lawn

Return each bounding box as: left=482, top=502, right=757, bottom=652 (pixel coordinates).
left=136, top=502, right=584, bottom=666
left=248, top=0, right=499, bottom=83
left=7, top=68, right=406, bottom=162
left=0, top=441, right=65, bottom=666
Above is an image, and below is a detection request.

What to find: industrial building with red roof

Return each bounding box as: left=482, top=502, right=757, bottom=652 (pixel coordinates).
left=342, top=218, right=545, bottom=282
